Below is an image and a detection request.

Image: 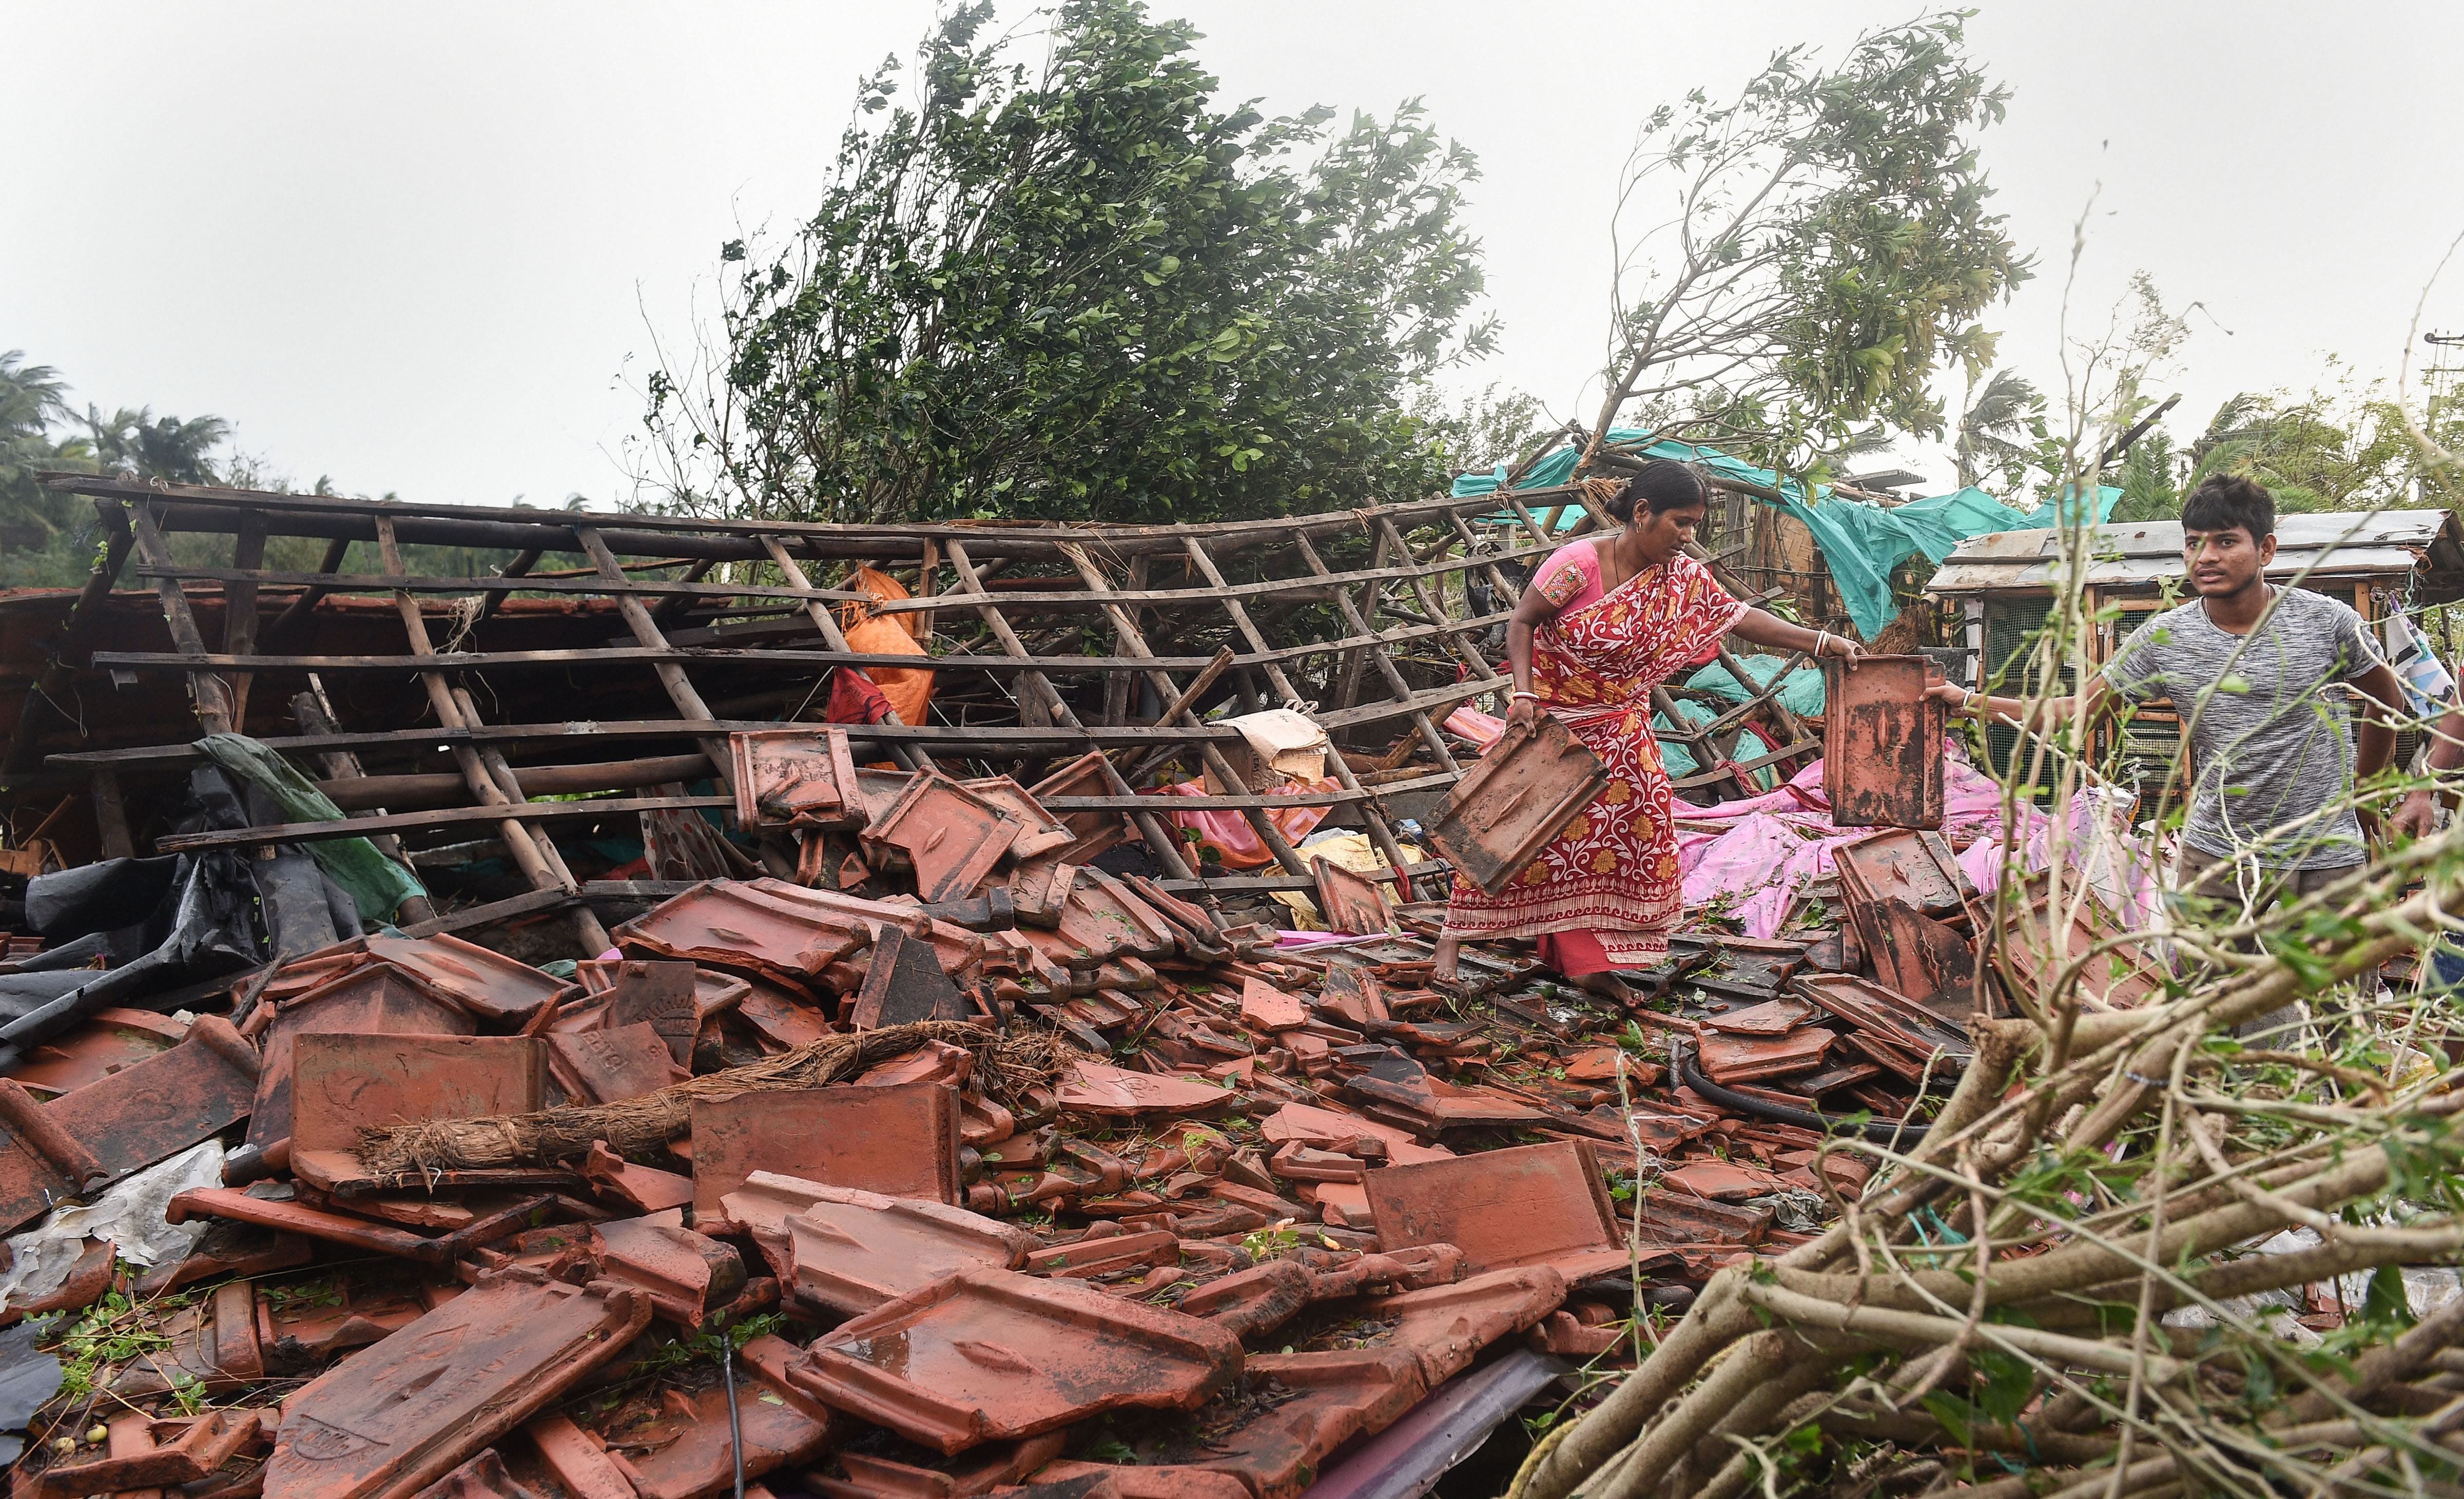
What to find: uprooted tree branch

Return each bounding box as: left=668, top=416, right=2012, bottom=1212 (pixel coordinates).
left=1513, top=825, right=2464, bottom=1499
left=1574, top=13, right=2031, bottom=481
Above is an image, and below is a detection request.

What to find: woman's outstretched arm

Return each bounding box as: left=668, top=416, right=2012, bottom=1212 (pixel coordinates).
left=1729, top=607, right=1866, bottom=663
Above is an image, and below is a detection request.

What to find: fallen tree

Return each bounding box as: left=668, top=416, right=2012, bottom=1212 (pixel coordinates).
left=1513, top=821, right=2464, bottom=1499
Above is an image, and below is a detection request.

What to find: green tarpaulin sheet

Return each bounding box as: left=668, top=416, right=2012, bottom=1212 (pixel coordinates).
left=196, top=733, right=429, bottom=923
left=1656, top=698, right=1779, bottom=791
left=1456, top=435, right=2118, bottom=640
left=1684, top=654, right=1826, bottom=717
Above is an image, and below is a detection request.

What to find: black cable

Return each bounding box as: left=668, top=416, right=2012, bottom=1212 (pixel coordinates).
left=1668, top=1039, right=1938, bottom=1146
left=721, top=1334, right=745, bottom=1499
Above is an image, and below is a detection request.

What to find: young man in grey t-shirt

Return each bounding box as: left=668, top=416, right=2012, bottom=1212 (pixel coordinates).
left=1936, top=474, right=2406, bottom=913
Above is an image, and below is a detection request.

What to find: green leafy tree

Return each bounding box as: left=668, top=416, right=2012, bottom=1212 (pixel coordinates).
left=1577, top=14, right=2030, bottom=478
left=636, top=0, right=1496, bottom=524
left=3, top=356, right=255, bottom=585
left=1413, top=381, right=1555, bottom=477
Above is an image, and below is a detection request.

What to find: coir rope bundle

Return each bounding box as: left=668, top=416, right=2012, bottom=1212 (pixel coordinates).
left=361, top=1019, right=1068, bottom=1178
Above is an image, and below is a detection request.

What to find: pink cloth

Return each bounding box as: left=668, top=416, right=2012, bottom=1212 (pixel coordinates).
left=1674, top=750, right=2148, bottom=939
left=1444, top=706, right=1505, bottom=750
left=1436, top=715, right=2154, bottom=942
left=1153, top=776, right=1338, bottom=870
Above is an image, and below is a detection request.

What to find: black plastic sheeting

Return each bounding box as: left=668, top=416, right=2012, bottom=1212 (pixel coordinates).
left=0, top=768, right=271, bottom=1068
left=0, top=1317, right=64, bottom=1466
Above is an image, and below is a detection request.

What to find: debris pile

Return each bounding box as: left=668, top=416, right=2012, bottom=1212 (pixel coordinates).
left=0, top=717, right=2007, bottom=1499
left=9, top=477, right=2458, bottom=1499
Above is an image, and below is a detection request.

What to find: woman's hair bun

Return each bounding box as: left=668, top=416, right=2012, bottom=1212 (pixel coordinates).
left=1606, top=461, right=1710, bottom=521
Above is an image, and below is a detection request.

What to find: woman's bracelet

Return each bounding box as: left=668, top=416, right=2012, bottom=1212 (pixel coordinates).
left=1813, top=629, right=1832, bottom=657
left=1509, top=690, right=1539, bottom=703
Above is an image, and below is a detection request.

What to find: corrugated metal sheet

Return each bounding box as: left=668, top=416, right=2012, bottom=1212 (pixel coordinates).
left=1930, top=509, right=2464, bottom=597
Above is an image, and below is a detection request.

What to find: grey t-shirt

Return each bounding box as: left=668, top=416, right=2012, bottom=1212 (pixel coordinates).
left=2105, top=586, right=2386, bottom=868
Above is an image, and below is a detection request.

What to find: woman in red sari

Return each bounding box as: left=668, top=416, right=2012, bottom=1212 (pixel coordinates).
left=1434, top=461, right=1863, bottom=999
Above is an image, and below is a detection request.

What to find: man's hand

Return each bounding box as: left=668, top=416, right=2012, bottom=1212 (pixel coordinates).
left=2391, top=789, right=2440, bottom=842
left=1505, top=694, right=1543, bottom=731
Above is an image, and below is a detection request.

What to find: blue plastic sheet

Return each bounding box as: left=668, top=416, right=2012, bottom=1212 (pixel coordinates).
left=1458, top=436, right=2118, bottom=640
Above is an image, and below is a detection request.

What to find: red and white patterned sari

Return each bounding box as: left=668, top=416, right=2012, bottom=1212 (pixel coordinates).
left=1441, top=544, right=1745, bottom=968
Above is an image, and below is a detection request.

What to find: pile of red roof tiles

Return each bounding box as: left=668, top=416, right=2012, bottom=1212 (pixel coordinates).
left=0, top=727, right=1996, bottom=1499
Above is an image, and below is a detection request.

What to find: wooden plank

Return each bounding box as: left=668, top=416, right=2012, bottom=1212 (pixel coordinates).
left=1374, top=515, right=1502, bottom=688
left=1312, top=677, right=1494, bottom=733
left=1292, top=531, right=1462, bottom=772
left=580, top=879, right=702, bottom=901
left=46, top=471, right=1548, bottom=558
left=93, top=606, right=1515, bottom=680
left=98, top=647, right=1283, bottom=675
left=859, top=540, right=1556, bottom=617
left=1181, top=535, right=1429, bottom=896
left=1157, top=859, right=1451, bottom=896
left=471, top=547, right=542, bottom=630
left=1053, top=540, right=1311, bottom=878
left=372, top=515, right=609, bottom=952
left=48, top=718, right=1249, bottom=771
left=756, top=533, right=934, bottom=775
left=260, top=536, right=351, bottom=648
left=222, top=511, right=265, bottom=728
left=1040, top=772, right=1451, bottom=812
left=2, top=498, right=132, bottom=772
left=1669, top=738, right=1819, bottom=791
left=941, top=537, right=1198, bottom=880
left=137, top=563, right=868, bottom=606
left=294, top=679, right=438, bottom=925
left=124, top=501, right=235, bottom=735
left=397, top=887, right=578, bottom=939
left=649, top=556, right=716, bottom=624
left=572, top=525, right=734, bottom=783
left=153, top=794, right=735, bottom=853
left=90, top=770, right=134, bottom=860
left=1335, top=525, right=1388, bottom=711
left=1444, top=510, right=1532, bottom=620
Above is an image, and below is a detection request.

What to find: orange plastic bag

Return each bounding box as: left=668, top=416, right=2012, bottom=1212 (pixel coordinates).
left=838, top=565, right=934, bottom=727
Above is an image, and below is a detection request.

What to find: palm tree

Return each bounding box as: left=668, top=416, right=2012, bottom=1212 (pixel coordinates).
left=0, top=352, right=94, bottom=555
left=2184, top=393, right=2362, bottom=514
left=1953, top=368, right=2045, bottom=489
left=84, top=404, right=229, bottom=484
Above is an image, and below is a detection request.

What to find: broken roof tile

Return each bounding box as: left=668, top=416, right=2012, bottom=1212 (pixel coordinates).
left=725, top=1172, right=1034, bottom=1316
left=786, top=1267, right=1243, bottom=1454
left=263, top=1269, right=650, bottom=1499
left=1362, top=1140, right=1629, bottom=1286
left=1057, top=1060, right=1238, bottom=1118
left=363, top=932, right=577, bottom=1027
left=691, top=1081, right=962, bottom=1219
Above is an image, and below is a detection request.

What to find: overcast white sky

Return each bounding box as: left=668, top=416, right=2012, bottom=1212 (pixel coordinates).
left=6, top=2, right=2462, bottom=509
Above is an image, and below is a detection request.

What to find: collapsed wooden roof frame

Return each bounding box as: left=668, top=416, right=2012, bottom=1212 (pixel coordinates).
left=17, top=473, right=1818, bottom=949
